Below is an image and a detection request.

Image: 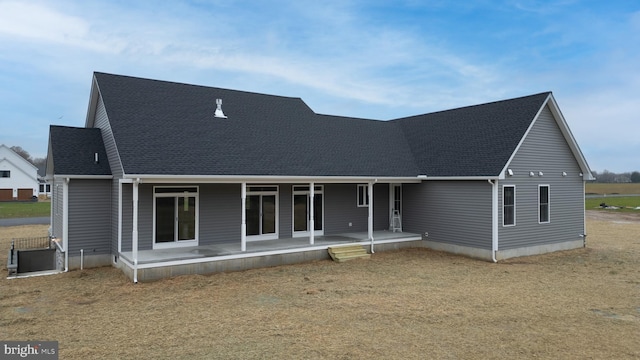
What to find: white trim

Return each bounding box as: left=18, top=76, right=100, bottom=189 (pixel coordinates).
left=132, top=179, right=139, bottom=283
left=368, top=181, right=374, bottom=253
left=152, top=185, right=200, bottom=249
left=538, top=184, right=550, bottom=224
left=123, top=174, right=423, bottom=184
left=241, top=182, right=246, bottom=251
left=62, top=178, right=69, bottom=272
left=389, top=184, right=402, bottom=232
left=502, top=185, right=516, bottom=227
left=310, top=182, right=315, bottom=245
left=499, top=93, right=594, bottom=181
left=53, top=175, right=113, bottom=180
left=118, top=180, right=122, bottom=253
left=490, top=179, right=498, bottom=262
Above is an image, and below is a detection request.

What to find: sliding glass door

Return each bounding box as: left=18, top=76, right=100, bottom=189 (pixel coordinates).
left=293, top=185, right=323, bottom=236
left=154, top=187, right=198, bottom=248
left=246, top=186, right=278, bottom=241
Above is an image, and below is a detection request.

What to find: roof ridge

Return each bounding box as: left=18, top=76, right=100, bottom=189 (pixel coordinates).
left=392, top=92, right=551, bottom=121
left=93, top=71, right=306, bottom=102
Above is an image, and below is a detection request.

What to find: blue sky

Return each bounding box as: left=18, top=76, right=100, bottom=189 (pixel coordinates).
left=0, top=0, right=638, bottom=172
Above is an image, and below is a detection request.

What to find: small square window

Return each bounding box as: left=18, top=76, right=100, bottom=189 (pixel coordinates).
left=0, top=170, right=10, bottom=178
left=357, top=184, right=369, bottom=207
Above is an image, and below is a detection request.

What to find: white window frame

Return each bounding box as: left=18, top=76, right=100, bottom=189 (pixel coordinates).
left=152, top=186, right=199, bottom=249
left=0, top=170, right=10, bottom=178
left=503, top=185, right=516, bottom=227
left=246, top=185, right=279, bottom=241
left=357, top=184, right=369, bottom=207
left=538, top=184, right=550, bottom=224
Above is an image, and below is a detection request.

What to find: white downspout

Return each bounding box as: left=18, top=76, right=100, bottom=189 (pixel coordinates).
left=118, top=180, right=123, bottom=254
left=488, top=179, right=498, bottom=262
left=132, top=179, right=139, bottom=283
left=310, top=182, right=315, bottom=245
left=241, top=182, right=246, bottom=252
left=368, top=181, right=374, bottom=254
left=63, top=178, right=69, bottom=272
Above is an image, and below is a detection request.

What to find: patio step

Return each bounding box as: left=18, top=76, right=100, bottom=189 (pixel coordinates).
left=328, top=245, right=370, bottom=263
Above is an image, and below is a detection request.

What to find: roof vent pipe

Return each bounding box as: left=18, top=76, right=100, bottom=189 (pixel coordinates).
left=94, top=152, right=99, bottom=164
left=214, top=98, right=227, bottom=118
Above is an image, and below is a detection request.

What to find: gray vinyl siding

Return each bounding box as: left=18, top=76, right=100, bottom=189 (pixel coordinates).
left=110, top=180, right=119, bottom=255
left=324, top=184, right=368, bottom=234
left=67, top=179, right=111, bottom=256
left=120, top=183, right=132, bottom=252
left=403, top=181, right=493, bottom=250
left=199, top=184, right=241, bottom=244
left=323, top=183, right=389, bottom=234
left=51, top=179, right=65, bottom=240
left=499, top=105, right=584, bottom=250
left=374, top=184, right=390, bottom=231
left=279, top=185, right=292, bottom=238
left=93, top=96, right=123, bottom=178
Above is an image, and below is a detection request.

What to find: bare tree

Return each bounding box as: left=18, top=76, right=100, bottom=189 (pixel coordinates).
left=9, top=145, right=33, bottom=163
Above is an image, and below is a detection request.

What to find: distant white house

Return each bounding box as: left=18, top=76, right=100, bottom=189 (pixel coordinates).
left=0, top=144, right=39, bottom=201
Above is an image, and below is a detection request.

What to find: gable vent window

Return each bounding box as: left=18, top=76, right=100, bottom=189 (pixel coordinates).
left=214, top=98, right=227, bottom=118
left=0, top=170, right=10, bottom=178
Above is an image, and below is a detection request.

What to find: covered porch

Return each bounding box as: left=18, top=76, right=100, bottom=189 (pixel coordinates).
left=117, top=230, right=423, bottom=281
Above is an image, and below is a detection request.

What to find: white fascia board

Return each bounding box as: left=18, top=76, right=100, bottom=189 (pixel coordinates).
left=122, top=174, right=424, bottom=184
left=421, top=176, right=499, bottom=181
left=498, top=93, right=595, bottom=181
left=53, top=175, right=113, bottom=180
left=0, top=157, right=38, bottom=180
left=84, top=76, right=100, bottom=128
left=544, top=95, right=595, bottom=181
left=498, top=94, right=547, bottom=179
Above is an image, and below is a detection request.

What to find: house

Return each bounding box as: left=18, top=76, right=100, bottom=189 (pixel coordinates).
left=0, top=144, right=39, bottom=201
left=46, top=72, right=594, bottom=282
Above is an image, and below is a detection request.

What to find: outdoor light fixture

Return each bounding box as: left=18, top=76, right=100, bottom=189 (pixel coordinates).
left=507, top=169, right=514, bottom=176
left=538, top=171, right=544, bottom=176
left=529, top=171, right=535, bottom=177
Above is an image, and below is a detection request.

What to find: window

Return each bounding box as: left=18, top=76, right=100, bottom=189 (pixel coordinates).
left=357, top=184, right=369, bottom=207
left=0, top=170, right=10, bottom=178
left=539, top=185, right=550, bottom=223
left=503, top=186, right=515, bottom=226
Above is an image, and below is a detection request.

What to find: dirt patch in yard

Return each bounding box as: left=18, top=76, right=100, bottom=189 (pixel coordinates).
left=1, top=215, right=639, bottom=359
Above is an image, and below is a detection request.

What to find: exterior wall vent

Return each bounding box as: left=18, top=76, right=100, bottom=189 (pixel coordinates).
left=214, top=98, right=227, bottom=118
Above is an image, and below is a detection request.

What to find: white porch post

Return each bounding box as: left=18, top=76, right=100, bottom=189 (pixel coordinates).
left=368, top=181, right=374, bottom=253
left=309, top=182, right=315, bottom=245
left=62, top=178, right=69, bottom=272
left=241, top=182, right=247, bottom=252
left=132, top=179, right=139, bottom=283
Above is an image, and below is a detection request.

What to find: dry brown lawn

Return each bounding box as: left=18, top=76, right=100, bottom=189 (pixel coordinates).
left=1, top=213, right=639, bottom=359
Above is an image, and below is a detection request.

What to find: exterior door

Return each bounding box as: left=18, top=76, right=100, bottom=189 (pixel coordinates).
left=153, top=187, right=199, bottom=249
left=293, top=185, right=323, bottom=236
left=246, top=186, right=278, bottom=241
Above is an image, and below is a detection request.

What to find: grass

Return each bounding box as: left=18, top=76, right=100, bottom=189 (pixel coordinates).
left=1, top=215, right=639, bottom=359
left=0, top=202, right=50, bottom=219
left=585, top=182, right=640, bottom=195
left=586, top=196, right=640, bottom=212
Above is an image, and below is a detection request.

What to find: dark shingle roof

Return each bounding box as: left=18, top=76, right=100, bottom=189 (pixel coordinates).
left=393, top=92, right=550, bottom=177
left=49, top=126, right=111, bottom=176
left=94, top=72, right=418, bottom=177
left=89, top=72, right=550, bottom=178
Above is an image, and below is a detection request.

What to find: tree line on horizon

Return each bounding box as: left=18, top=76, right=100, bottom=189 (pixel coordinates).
left=591, top=170, right=640, bottom=183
